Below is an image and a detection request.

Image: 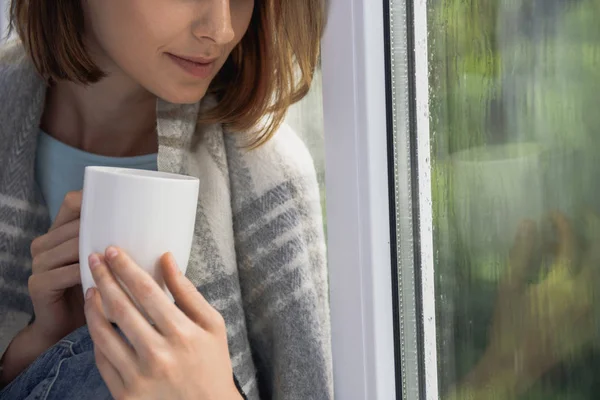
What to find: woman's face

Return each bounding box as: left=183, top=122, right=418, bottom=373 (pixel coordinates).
left=83, top=0, right=255, bottom=104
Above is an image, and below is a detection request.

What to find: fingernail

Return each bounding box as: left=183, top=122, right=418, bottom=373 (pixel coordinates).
left=89, top=254, right=101, bottom=269
left=106, top=247, right=119, bottom=260
left=85, top=287, right=94, bottom=300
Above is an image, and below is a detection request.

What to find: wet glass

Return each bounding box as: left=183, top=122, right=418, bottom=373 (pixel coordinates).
left=424, top=0, right=600, bottom=398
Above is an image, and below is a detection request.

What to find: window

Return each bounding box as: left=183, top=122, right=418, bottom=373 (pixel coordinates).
left=10, top=0, right=599, bottom=396
left=0, top=0, right=8, bottom=41
left=387, top=0, right=600, bottom=397
left=285, top=70, right=327, bottom=232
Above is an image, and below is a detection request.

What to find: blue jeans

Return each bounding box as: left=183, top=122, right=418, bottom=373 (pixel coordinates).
left=0, top=325, right=114, bottom=400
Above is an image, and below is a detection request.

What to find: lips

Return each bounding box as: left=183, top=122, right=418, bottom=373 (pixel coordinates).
left=166, top=53, right=217, bottom=79
left=168, top=53, right=218, bottom=65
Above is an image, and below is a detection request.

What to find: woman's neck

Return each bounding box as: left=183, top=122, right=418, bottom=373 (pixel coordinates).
left=40, top=71, right=159, bottom=158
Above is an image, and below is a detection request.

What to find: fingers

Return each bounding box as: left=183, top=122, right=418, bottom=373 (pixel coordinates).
left=548, top=211, right=577, bottom=272
left=93, top=343, right=126, bottom=399
left=31, top=219, right=79, bottom=258
left=576, top=214, right=600, bottom=293
left=85, top=287, right=138, bottom=383
left=102, top=248, right=191, bottom=336
left=28, top=264, right=81, bottom=298
left=583, top=209, right=600, bottom=241
left=504, top=219, right=538, bottom=291
left=50, top=191, right=82, bottom=231
left=582, top=209, right=600, bottom=266
left=32, top=237, right=79, bottom=274
left=161, top=253, right=224, bottom=332
left=88, top=253, right=163, bottom=356
left=31, top=218, right=79, bottom=278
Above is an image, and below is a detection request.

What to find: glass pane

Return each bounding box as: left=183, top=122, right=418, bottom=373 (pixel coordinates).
left=1, top=0, right=8, bottom=40
left=427, top=0, right=600, bottom=398
left=286, top=69, right=327, bottom=233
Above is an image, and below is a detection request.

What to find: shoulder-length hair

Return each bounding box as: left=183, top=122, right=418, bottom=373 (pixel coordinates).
left=9, top=0, right=326, bottom=147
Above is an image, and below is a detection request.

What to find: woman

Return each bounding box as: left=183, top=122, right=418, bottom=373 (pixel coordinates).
left=0, top=0, right=332, bottom=399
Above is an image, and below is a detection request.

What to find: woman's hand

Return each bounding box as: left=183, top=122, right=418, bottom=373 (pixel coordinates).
left=485, top=213, right=596, bottom=383
left=1, top=191, right=86, bottom=386
left=84, top=247, right=242, bottom=400
left=29, top=190, right=86, bottom=344
left=450, top=212, right=600, bottom=399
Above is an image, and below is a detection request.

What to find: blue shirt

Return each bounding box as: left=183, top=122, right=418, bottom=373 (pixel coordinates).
left=35, top=130, right=158, bottom=223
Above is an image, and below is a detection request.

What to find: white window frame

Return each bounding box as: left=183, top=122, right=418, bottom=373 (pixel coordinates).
left=322, top=0, right=438, bottom=398
left=411, top=0, right=440, bottom=394
left=321, top=0, right=397, bottom=398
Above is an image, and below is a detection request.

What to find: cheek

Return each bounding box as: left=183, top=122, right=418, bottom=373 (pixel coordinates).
left=85, top=0, right=255, bottom=104
left=216, top=1, right=254, bottom=71
left=87, top=1, right=179, bottom=69
left=231, top=1, right=255, bottom=46
left=86, top=1, right=205, bottom=102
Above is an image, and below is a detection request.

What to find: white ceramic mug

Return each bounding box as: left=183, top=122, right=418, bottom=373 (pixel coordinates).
left=452, top=143, right=543, bottom=258
left=79, top=167, right=199, bottom=317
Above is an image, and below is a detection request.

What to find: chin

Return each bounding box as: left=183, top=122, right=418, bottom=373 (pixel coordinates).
left=159, top=89, right=209, bottom=105
left=150, top=82, right=210, bottom=105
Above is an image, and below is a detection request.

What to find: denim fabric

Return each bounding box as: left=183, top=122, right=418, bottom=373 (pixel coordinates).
left=0, top=325, right=113, bottom=400
left=0, top=325, right=247, bottom=400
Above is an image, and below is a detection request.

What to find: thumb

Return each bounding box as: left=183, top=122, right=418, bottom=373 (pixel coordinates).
left=583, top=209, right=600, bottom=255
left=578, top=210, right=600, bottom=283
left=501, top=219, right=538, bottom=293
left=548, top=211, right=577, bottom=275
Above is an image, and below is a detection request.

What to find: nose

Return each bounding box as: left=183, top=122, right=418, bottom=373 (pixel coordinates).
left=192, top=0, right=236, bottom=45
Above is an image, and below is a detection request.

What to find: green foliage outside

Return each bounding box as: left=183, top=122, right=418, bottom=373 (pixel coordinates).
left=429, top=0, right=600, bottom=397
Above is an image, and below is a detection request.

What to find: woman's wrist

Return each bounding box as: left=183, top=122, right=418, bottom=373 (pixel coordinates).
left=0, top=324, right=56, bottom=386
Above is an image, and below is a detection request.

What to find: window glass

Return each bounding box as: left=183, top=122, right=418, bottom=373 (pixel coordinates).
left=1, top=0, right=8, bottom=40
left=285, top=70, right=327, bottom=232
left=424, top=0, right=600, bottom=398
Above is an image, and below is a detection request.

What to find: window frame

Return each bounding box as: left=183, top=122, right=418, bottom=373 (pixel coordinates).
left=385, top=0, right=440, bottom=395
left=321, top=0, right=397, bottom=398
left=322, top=0, right=441, bottom=398
left=407, top=0, right=440, bottom=397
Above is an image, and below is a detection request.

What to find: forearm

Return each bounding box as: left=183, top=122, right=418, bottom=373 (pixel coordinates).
left=0, top=324, right=52, bottom=387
